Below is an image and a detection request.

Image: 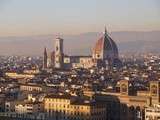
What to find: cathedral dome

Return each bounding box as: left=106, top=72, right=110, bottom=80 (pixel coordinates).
left=92, top=28, right=118, bottom=60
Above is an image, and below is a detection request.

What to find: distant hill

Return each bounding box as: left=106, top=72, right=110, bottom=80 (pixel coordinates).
left=0, top=31, right=159, bottom=56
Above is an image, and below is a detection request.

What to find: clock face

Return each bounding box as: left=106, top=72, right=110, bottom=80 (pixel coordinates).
left=97, top=54, right=100, bottom=58
left=121, top=84, right=127, bottom=93
left=151, top=85, right=157, bottom=95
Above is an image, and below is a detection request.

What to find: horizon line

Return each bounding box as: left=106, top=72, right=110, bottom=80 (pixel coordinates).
left=0, top=30, right=160, bottom=38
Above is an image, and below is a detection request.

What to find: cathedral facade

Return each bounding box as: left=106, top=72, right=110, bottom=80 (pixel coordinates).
left=43, top=28, right=121, bottom=69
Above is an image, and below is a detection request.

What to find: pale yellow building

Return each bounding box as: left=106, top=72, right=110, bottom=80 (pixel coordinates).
left=23, top=69, right=40, bottom=74
left=5, top=72, right=35, bottom=79
left=44, top=94, right=106, bottom=120
left=20, top=83, right=42, bottom=92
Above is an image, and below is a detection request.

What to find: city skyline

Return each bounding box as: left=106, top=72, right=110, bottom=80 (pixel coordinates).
left=0, top=0, right=160, bottom=37
left=0, top=1, right=160, bottom=120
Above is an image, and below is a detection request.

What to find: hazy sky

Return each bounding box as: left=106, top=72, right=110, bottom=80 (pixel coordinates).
left=0, top=0, right=160, bottom=36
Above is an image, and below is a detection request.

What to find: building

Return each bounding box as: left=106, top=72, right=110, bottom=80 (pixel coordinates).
left=45, top=27, right=121, bottom=70
left=3, top=99, right=45, bottom=120
left=20, top=83, right=42, bottom=92
left=92, top=27, right=120, bottom=68
left=44, top=94, right=106, bottom=120
left=43, top=47, right=48, bottom=69
left=150, top=81, right=160, bottom=104
left=15, top=101, right=43, bottom=114
left=81, top=80, right=160, bottom=120
left=23, top=69, right=40, bottom=74
left=64, top=56, right=94, bottom=69
left=54, top=37, right=64, bottom=69
left=5, top=72, right=35, bottom=79
left=5, top=101, right=15, bottom=112
left=145, top=104, right=160, bottom=120
left=96, top=80, right=160, bottom=120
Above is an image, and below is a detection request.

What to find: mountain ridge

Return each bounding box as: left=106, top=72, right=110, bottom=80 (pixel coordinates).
left=0, top=31, right=159, bottom=56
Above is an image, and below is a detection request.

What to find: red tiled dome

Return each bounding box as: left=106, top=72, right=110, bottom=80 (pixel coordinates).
left=92, top=29, right=118, bottom=60
left=93, top=37, right=103, bottom=54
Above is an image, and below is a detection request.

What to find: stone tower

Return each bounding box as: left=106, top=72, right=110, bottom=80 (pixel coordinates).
left=150, top=81, right=160, bottom=104
left=54, top=37, right=64, bottom=69
left=119, top=80, right=135, bottom=96
left=43, top=47, right=48, bottom=69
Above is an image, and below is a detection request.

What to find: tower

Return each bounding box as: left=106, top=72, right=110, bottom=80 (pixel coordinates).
left=120, top=80, right=129, bottom=95
left=119, top=80, right=135, bottom=96
left=43, top=47, right=48, bottom=69
left=150, top=81, right=160, bottom=104
left=50, top=51, right=55, bottom=68
left=54, top=37, right=64, bottom=69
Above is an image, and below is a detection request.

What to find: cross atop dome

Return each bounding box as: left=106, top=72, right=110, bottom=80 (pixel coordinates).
left=93, top=27, right=119, bottom=61
left=105, top=26, right=107, bottom=34
left=104, top=26, right=108, bottom=36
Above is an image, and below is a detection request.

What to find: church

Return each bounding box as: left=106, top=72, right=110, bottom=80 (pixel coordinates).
left=43, top=28, right=122, bottom=70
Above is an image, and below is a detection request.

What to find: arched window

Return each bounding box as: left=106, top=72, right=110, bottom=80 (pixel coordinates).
left=151, top=85, right=157, bottom=95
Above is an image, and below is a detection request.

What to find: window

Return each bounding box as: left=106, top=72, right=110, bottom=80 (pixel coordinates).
left=97, top=54, right=100, bottom=58
left=151, top=85, right=157, bottom=95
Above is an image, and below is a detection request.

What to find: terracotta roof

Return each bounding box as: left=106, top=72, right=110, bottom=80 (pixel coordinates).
left=93, top=32, right=118, bottom=59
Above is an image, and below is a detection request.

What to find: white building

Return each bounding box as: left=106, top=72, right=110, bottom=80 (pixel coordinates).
left=15, top=101, right=43, bottom=114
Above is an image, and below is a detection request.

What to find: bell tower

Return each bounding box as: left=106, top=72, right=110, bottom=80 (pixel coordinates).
left=54, top=37, right=64, bottom=69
